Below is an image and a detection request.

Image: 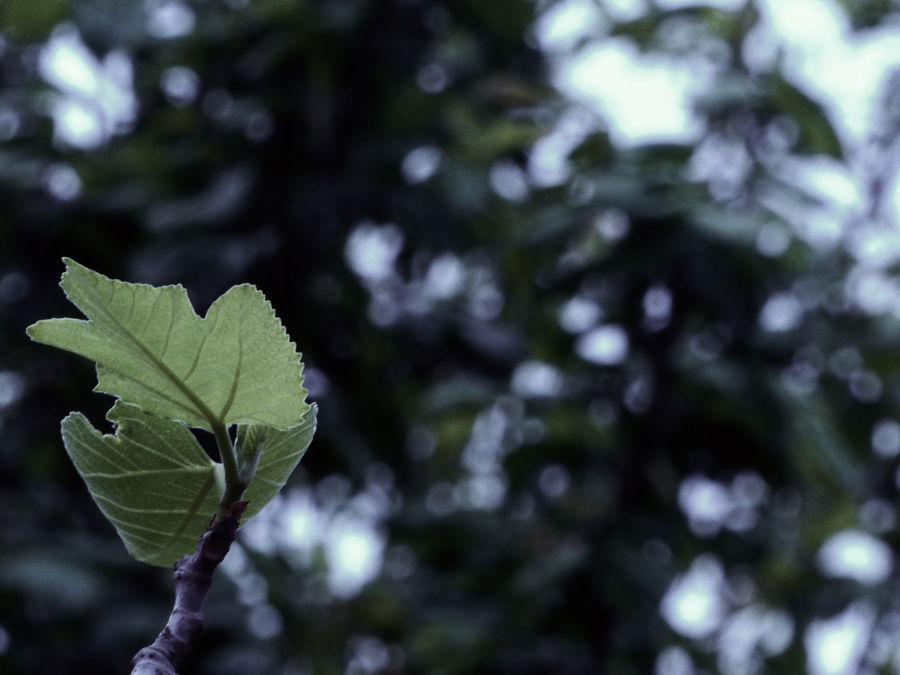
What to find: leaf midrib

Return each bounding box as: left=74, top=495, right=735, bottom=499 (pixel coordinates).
left=72, top=267, right=225, bottom=428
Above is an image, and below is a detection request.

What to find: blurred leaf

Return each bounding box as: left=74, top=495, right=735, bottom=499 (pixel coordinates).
left=783, top=387, right=865, bottom=497
left=0, top=0, right=70, bottom=40
left=569, top=132, right=614, bottom=165
left=836, top=0, right=895, bottom=29
left=695, top=73, right=767, bottom=115
left=609, top=15, right=658, bottom=44
left=0, top=549, right=105, bottom=612
left=446, top=103, right=540, bottom=160
left=770, top=76, right=843, bottom=158
left=691, top=204, right=772, bottom=245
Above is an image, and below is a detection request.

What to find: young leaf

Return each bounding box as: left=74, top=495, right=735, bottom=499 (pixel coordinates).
left=62, top=401, right=222, bottom=567
left=27, top=258, right=309, bottom=430
left=63, top=401, right=318, bottom=567
left=239, top=403, right=318, bottom=521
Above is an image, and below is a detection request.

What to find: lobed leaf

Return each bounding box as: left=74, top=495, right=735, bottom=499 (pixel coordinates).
left=27, top=258, right=309, bottom=430
left=62, top=402, right=222, bottom=567
left=63, top=402, right=318, bottom=566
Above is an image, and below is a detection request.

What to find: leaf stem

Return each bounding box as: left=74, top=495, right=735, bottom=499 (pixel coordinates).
left=212, top=421, right=245, bottom=519
left=131, top=501, right=248, bottom=674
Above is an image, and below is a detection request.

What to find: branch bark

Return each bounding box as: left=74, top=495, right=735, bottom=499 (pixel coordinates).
left=130, top=500, right=248, bottom=675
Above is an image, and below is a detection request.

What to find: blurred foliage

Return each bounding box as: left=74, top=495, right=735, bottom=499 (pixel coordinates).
left=2, top=0, right=900, bottom=674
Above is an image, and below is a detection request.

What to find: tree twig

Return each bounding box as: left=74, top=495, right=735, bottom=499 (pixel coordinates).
left=130, top=501, right=248, bottom=675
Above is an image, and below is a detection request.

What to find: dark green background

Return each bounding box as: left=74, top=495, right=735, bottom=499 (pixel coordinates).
left=2, top=0, right=900, bottom=672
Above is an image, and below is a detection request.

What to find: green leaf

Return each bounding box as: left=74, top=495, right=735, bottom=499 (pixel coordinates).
left=240, top=403, right=318, bottom=521
left=770, top=76, right=843, bottom=159
left=61, top=402, right=222, bottom=567
left=26, top=258, right=309, bottom=430
left=0, top=0, right=71, bottom=40
left=62, top=401, right=318, bottom=567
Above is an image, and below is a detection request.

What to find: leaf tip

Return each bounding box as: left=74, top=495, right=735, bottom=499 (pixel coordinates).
left=59, top=256, right=84, bottom=279
left=24, top=318, right=62, bottom=345
left=60, top=409, right=84, bottom=428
